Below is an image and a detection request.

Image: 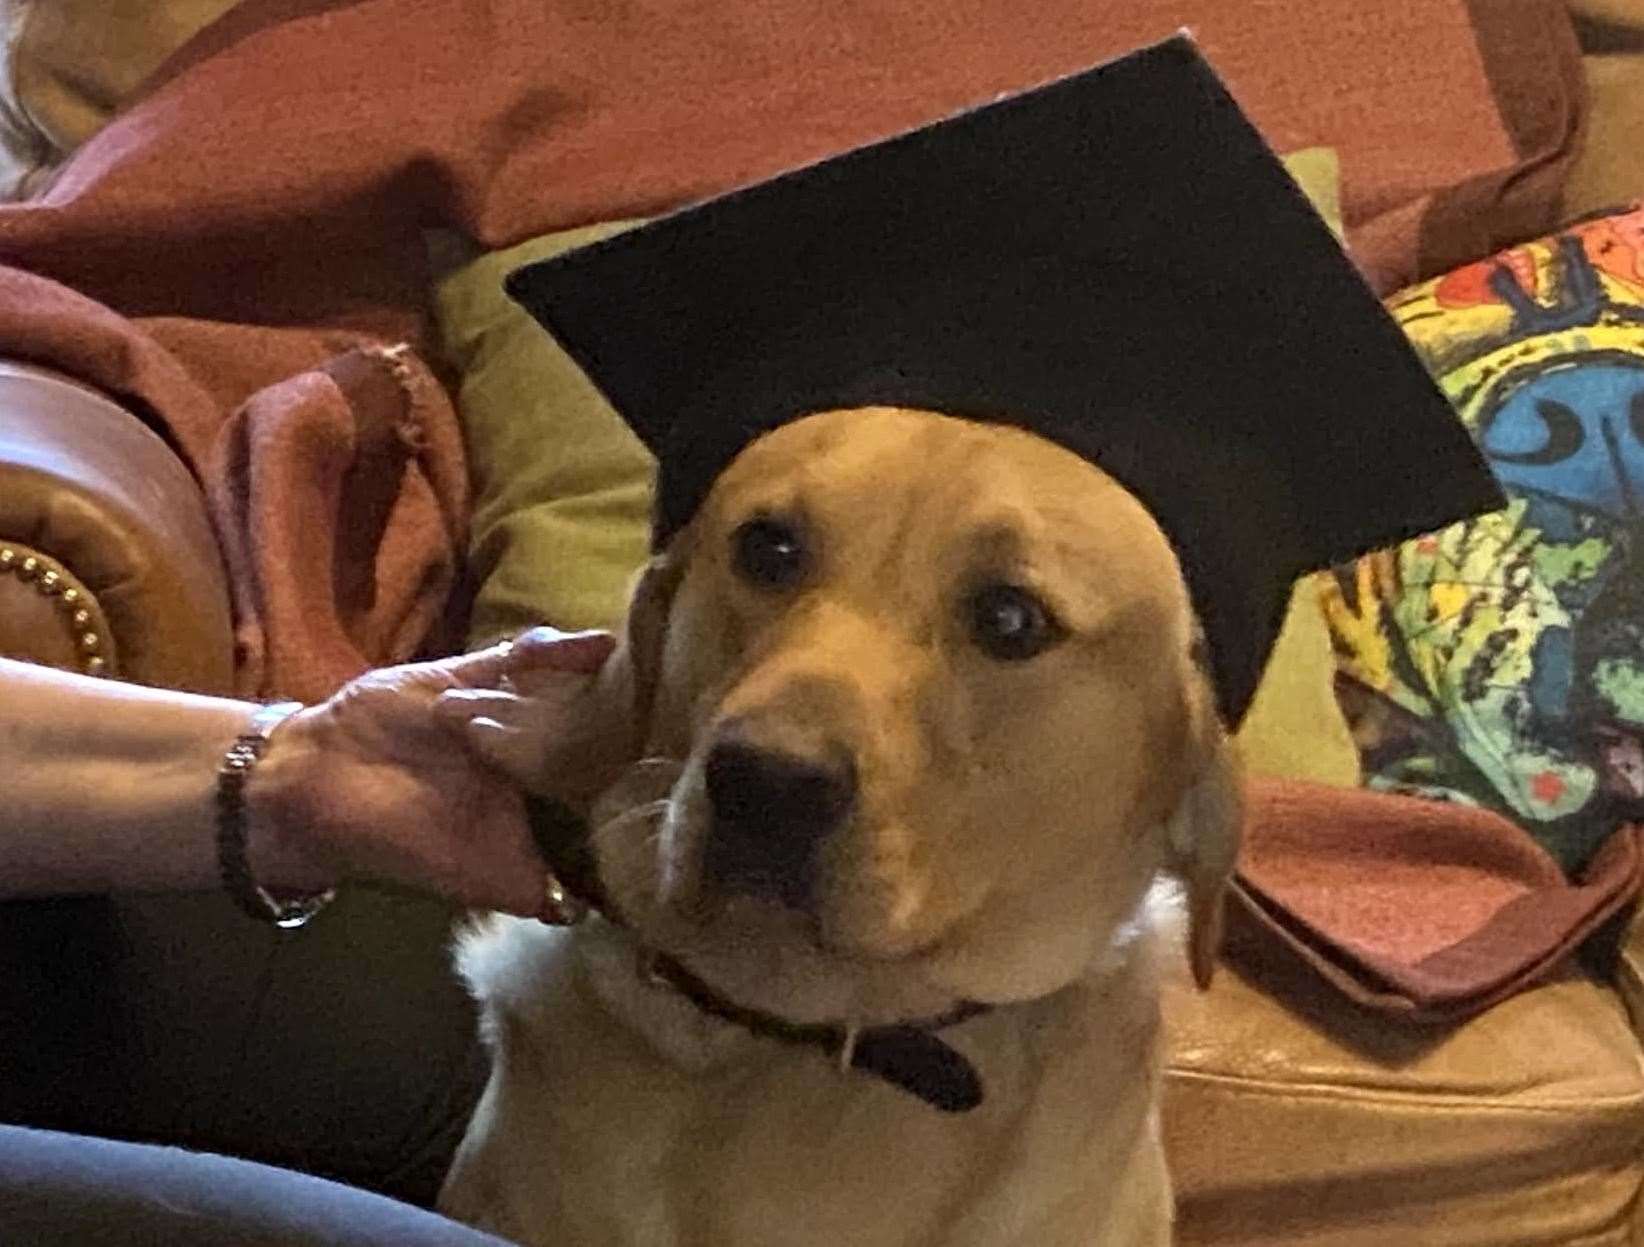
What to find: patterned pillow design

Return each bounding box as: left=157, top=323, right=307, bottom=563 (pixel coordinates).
left=1323, top=203, right=1644, bottom=872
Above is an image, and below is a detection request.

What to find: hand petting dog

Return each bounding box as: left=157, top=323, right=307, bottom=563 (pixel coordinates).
left=436, top=625, right=638, bottom=813
left=256, top=627, right=617, bottom=919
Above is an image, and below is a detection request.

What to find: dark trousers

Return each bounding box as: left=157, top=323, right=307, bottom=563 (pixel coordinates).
left=0, top=888, right=488, bottom=1207
left=0, top=1124, right=514, bottom=1246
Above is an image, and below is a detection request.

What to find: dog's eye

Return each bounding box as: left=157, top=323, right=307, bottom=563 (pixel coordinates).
left=967, top=584, right=1061, bottom=662
left=733, top=517, right=808, bottom=589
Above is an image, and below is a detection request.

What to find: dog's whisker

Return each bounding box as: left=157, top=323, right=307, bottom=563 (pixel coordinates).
left=838, top=1022, right=861, bottom=1074
left=591, top=798, right=675, bottom=840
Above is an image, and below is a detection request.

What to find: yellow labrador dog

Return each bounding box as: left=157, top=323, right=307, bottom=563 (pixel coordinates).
left=440, top=406, right=1240, bottom=1246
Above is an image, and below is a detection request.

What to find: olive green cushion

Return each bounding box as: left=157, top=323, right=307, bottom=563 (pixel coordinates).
left=436, top=220, right=654, bottom=646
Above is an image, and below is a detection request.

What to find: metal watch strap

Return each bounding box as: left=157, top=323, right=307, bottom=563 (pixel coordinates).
left=216, top=701, right=336, bottom=929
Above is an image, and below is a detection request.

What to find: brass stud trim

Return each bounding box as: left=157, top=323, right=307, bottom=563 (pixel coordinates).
left=0, top=544, right=115, bottom=677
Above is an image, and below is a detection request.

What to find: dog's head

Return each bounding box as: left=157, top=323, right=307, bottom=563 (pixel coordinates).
left=587, top=407, right=1239, bottom=1025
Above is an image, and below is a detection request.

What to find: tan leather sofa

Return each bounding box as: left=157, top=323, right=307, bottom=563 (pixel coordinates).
left=1175, top=9, right=1644, bottom=1238
left=5, top=2, right=1644, bottom=1242
left=0, top=360, right=233, bottom=692
left=1165, top=924, right=1644, bottom=1243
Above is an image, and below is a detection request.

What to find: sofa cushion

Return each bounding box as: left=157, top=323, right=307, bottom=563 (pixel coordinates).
left=1324, top=203, right=1644, bottom=873
left=1163, top=949, right=1644, bottom=1245
left=435, top=219, right=654, bottom=647
left=1563, top=0, right=1644, bottom=223
left=1235, top=148, right=1359, bottom=787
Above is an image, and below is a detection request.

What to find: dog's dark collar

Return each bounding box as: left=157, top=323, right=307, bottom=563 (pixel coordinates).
left=644, top=949, right=989, bottom=1113
left=525, top=795, right=990, bottom=1114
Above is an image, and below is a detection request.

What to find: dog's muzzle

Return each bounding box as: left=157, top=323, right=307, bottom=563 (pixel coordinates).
left=701, top=719, right=857, bottom=910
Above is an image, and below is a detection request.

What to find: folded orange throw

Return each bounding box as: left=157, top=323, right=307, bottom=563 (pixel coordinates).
left=1234, top=780, right=1643, bottom=1020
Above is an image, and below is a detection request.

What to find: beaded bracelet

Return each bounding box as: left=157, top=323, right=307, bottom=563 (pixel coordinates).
left=216, top=701, right=336, bottom=929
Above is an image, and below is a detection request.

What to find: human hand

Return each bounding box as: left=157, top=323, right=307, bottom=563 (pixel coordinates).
left=431, top=633, right=640, bottom=809
left=248, top=628, right=615, bottom=917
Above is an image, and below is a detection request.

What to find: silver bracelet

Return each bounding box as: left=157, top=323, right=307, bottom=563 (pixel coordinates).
left=216, top=701, right=336, bottom=929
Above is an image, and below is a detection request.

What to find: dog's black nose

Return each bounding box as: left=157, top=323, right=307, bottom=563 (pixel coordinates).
left=702, top=731, right=856, bottom=909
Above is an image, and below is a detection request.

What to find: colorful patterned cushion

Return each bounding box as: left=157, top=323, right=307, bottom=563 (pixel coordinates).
left=1324, top=202, right=1644, bottom=872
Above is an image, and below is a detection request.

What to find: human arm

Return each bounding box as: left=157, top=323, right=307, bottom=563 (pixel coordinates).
left=0, top=629, right=614, bottom=915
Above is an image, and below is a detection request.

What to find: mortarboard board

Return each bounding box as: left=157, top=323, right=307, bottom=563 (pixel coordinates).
left=505, top=33, right=1503, bottom=724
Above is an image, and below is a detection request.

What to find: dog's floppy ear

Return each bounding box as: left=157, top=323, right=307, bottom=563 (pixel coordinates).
left=528, top=541, right=684, bottom=817
left=1165, top=664, right=1244, bottom=990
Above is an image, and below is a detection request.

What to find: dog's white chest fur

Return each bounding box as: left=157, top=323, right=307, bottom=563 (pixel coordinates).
left=440, top=916, right=1172, bottom=1247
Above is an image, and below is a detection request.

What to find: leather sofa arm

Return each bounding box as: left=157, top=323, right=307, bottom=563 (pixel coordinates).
left=0, top=360, right=233, bottom=693
left=0, top=376, right=484, bottom=1211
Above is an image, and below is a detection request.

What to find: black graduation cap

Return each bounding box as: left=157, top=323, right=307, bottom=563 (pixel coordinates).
left=506, top=33, right=1502, bottom=724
